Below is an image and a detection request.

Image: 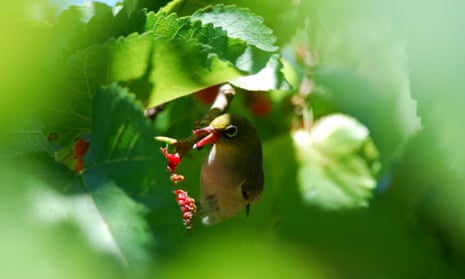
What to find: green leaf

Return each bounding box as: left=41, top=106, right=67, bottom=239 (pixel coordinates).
left=191, top=5, right=290, bottom=91
left=70, top=33, right=153, bottom=89
left=56, top=2, right=113, bottom=25
left=52, top=2, right=112, bottom=56
left=230, top=54, right=291, bottom=91
left=123, top=0, right=138, bottom=15
left=191, top=4, right=278, bottom=52
left=31, top=177, right=152, bottom=267
left=0, top=162, right=126, bottom=279
left=1, top=119, right=54, bottom=159
left=55, top=3, right=147, bottom=56
left=124, top=0, right=172, bottom=14
left=146, top=12, right=247, bottom=64
left=147, top=39, right=243, bottom=106
left=43, top=33, right=153, bottom=148
left=292, top=114, right=381, bottom=209
left=31, top=85, right=183, bottom=269
left=85, top=84, right=183, bottom=260
left=45, top=7, right=290, bottom=149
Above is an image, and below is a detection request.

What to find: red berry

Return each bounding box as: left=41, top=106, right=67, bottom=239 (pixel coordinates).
left=295, top=45, right=308, bottom=65
left=183, top=211, right=193, bottom=219
left=173, top=189, right=197, bottom=229
left=249, top=92, right=273, bottom=117
left=74, top=138, right=90, bottom=157
left=160, top=147, right=181, bottom=173
left=194, top=85, right=219, bottom=104
left=176, top=192, right=186, bottom=201
left=73, top=138, right=90, bottom=172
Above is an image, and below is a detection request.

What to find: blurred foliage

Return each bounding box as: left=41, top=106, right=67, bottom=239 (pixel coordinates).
left=292, top=115, right=380, bottom=209
left=1, top=0, right=465, bottom=278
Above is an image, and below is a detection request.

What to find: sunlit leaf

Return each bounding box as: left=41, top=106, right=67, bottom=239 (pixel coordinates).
left=147, top=39, right=244, bottom=106
left=191, top=4, right=278, bottom=52
left=191, top=4, right=290, bottom=91
left=292, top=114, right=380, bottom=209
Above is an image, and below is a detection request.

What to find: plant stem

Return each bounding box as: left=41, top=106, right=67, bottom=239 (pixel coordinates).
left=159, top=83, right=236, bottom=158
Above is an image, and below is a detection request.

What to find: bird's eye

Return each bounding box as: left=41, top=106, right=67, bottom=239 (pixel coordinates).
left=224, top=124, right=239, bottom=138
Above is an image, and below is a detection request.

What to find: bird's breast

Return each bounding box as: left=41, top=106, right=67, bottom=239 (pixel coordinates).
left=199, top=145, right=252, bottom=224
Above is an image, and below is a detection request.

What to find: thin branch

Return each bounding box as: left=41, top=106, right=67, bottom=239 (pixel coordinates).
left=155, top=83, right=236, bottom=158
left=144, top=103, right=168, bottom=122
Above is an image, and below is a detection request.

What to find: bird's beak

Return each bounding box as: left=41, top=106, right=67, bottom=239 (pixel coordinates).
left=192, top=126, right=220, bottom=149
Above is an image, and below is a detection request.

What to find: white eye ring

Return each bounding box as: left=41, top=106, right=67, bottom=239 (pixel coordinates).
left=224, top=124, right=239, bottom=138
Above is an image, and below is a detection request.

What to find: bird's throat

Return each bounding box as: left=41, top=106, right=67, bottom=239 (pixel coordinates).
left=207, top=145, right=217, bottom=166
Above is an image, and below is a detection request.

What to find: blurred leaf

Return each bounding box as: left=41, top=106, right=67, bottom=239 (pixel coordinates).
left=124, top=0, right=171, bottom=13
left=0, top=161, right=125, bottom=279
left=279, top=202, right=449, bottom=278
left=0, top=2, right=57, bottom=133
left=159, top=231, right=330, bottom=278
left=55, top=3, right=147, bottom=56
left=31, top=181, right=152, bottom=266
left=292, top=114, right=380, bottom=209
left=387, top=1, right=465, bottom=275
left=307, top=0, right=420, bottom=171
left=1, top=118, right=54, bottom=159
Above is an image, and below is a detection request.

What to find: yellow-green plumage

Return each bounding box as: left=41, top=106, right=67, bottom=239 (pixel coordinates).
left=193, top=113, right=264, bottom=224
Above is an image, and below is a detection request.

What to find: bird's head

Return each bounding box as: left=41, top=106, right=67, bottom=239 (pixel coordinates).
left=193, top=113, right=259, bottom=149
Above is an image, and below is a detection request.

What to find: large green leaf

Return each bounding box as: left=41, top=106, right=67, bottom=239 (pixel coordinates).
left=45, top=6, right=290, bottom=149
left=146, top=12, right=247, bottom=65
left=51, top=2, right=114, bottom=54
left=43, top=33, right=153, bottom=148
left=30, top=85, right=183, bottom=269
left=0, top=162, right=126, bottom=279
left=86, top=84, right=185, bottom=263
left=147, top=39, right=244, bottom=106
left=191, top=5, right=290, bottom=91
left=55, top=3, right=147, bottom=56
left=292, top=114, right=380, bottom=209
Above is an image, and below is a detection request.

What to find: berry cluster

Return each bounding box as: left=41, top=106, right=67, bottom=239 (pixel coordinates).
left=174, top=189, right=197, bottom=230
left=160, top=147, right=197, bottom=229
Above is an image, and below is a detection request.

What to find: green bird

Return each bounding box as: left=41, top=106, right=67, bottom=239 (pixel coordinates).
left=193, top=113, right=264, bottom=225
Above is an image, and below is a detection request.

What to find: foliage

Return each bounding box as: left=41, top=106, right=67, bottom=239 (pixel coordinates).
left=1, top=0, right=465, bottom=278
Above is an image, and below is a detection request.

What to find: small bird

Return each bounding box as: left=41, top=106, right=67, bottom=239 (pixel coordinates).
left=193, top=113, right=264, bottom=225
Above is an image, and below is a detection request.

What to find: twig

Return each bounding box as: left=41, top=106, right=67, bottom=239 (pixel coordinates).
left=155, top=83, right=236, bottom=158
left=145, top=103, right=167, bottom=122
